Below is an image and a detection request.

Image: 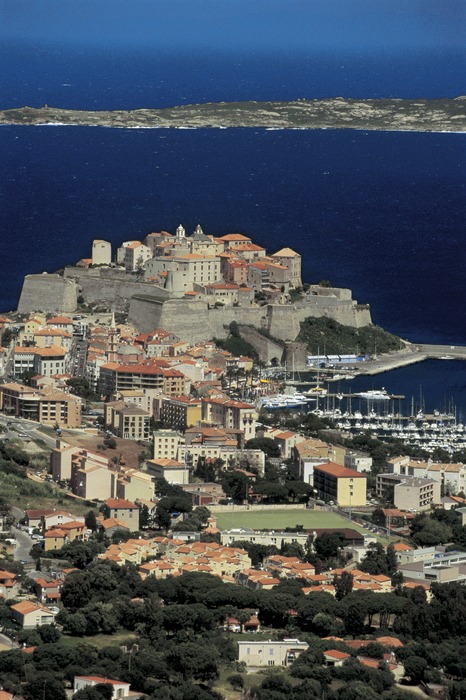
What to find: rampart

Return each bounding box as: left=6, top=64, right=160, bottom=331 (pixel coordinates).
left=63, top=267, right=173, bottom=310
left=128, top=295, right=265, bottom=343
left=128, top=290, right=372, bottom=345
left=267, top=296, right=372, bottom=340
left=17, top=274, right=78, bottom=314
left=237, top=326, right=285, bottom=364
left=18, top=267, right=372, bottom=346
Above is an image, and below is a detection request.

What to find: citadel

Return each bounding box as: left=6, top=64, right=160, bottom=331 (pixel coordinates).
left=18, top=225, right=371, bottom=350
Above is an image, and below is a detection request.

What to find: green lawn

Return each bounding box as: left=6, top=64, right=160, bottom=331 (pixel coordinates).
left=215, top=509, right=367, bottom=532
left=59, top=631, right=137, bottom=650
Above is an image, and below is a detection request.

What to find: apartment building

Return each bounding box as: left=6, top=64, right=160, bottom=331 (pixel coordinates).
left=144, top=253, right=222, bottom=292
left=146, top=457, right=190, bottom=485
left=70, top=455, right=114, bottom=501
left=99, top=361, right=188, bottom=397
left=159, top=394, right=202, bottom=431
left=104, top=400, right=150, bottom=440
left=376, top=473, right=441, bottom=511
left=0, top=383, right=82, bottom=428
left=115, top=468, right=155, bottom=502
left=202, top=395, right=257, bottom=441
left=117, top=240, right=152, bottom=271
left=105, top=498, right=140, bottom=530
left=313, top=462, right=367, bottom=507
left=13, top=346, right=67, bottom=377
left=153, top=429, right=185, bottom=460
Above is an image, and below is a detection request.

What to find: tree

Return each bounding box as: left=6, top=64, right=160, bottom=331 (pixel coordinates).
left=139, top=504, right=150, bottom=529
left=410, top=516, right=452, bottom=546
left=66, top=377, right=100, bottom=400
left=1, top=328, right=13, bottom=346
left=37, top=624, right=60, bottom=643
left=85, top=510, right=98, bottom=532
left=245, top=437, right=280, bottom=458
left=337, top=681, right=379, bottom=700
left=165, top=642, right=219, bottom=681
left=334, top=570, right=353, bottom=600
left=386, top=543, right=398, bottom=576
left=403, top=655, right=427, bottom=684
left=60, top=571, right=92, bottom=611
left=58, top=540, right=104, bottom=568
left=281, top=541, right=305, bottom=559
left=287, top=481, right=313, bottom=502
left=314, top=532, right=345, bottom=561
left=24, top=674, right=67, bottom=700
left=360, top=542, right=390, bottom=575
left=227, top=674, right=244, bottom=690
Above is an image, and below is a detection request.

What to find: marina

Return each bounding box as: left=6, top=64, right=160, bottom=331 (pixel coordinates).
left=257, top=358, right=466, bottom=455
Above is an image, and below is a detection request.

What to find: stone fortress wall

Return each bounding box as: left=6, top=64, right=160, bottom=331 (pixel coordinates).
left=17, top=274, right=78, bottom=314
left=63, top=267, right=173, bottom=309
left=127, top=288, right=372, bottom=344
left=17, top=269, right=372, bottom=346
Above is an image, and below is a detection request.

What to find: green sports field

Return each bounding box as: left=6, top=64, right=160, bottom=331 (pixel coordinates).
left=215, top=509, right=367, bottom=533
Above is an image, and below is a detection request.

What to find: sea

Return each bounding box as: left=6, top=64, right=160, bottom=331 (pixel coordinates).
left=1, top=0, right=465, bottom=414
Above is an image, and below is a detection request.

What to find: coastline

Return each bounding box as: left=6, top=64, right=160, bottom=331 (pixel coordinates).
left=1, top=96, right=465, bottom=132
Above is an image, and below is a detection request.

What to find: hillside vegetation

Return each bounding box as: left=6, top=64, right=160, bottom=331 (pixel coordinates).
left=297, top=317, right=403, bottom=355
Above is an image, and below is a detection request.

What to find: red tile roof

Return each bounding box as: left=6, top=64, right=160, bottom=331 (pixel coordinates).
left=315, top=462, right=366, bottom=478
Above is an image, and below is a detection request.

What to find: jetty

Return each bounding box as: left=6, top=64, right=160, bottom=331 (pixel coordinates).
left=353, top=344, right=466, bottom=376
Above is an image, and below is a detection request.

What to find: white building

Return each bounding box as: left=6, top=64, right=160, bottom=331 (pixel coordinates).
left=91, top=240, right=112, bottom=266
left=73, top=676, right=131, bottom=699
left=238, top=639, right=308, bottom=667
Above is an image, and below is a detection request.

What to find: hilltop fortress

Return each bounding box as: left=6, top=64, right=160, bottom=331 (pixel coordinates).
left=17, top=226, right=372, bottom=346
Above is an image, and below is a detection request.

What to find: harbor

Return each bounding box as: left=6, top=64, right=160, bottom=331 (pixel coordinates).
left=255, top=347, right=466, bottom=455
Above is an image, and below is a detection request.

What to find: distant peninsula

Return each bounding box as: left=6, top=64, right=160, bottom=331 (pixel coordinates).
left=1, top=96, right=465, bottom=131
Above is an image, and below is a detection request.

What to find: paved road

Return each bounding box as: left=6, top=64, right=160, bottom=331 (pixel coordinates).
left=0, top=414, right=57, bottom=448
left=0, top=632, right=19, bottom=650
left=11, top=526, right=34, bottom=563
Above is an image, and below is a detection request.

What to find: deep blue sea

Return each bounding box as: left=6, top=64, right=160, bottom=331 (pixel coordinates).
left=1, top=0, right=465, bottom=413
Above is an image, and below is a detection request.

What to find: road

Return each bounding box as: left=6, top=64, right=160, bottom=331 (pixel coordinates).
left=11, top=526, right=34, bottom=563
left=0, top=413, right=57, bottom=448
left=0, top=632, right=19, bottom=650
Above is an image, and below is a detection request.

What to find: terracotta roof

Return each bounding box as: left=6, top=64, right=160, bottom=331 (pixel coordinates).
left=324, top=649, right=351, bottom=660
left=106, top=498, right=138, bottom=509
left=376, top=636, right=404, bottom=648
left=315, top=462, right=366, bottom=478
left=392, top=542, right=413, bottom=552
left=11, top=601, right=43, bottom=614
left=272, top=247, right=300, bottom=257
left=44, top=529, right=67, bottom=538
left=75, top=676, right=128, bottom=686
left=47, top=316, right=74, bottom=324
left=217, top=233, right=252, bottom=242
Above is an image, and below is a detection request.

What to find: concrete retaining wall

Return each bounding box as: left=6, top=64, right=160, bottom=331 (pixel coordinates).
left=209, top=503, right=307, bottom=513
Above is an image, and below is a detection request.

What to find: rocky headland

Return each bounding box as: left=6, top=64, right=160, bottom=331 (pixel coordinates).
left=1, top=96, right=465, bottom=131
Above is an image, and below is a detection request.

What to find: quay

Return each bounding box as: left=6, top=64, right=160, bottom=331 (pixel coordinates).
left=349, top=344, right=466, bottom=376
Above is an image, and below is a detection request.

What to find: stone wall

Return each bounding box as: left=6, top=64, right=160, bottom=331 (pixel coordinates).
left=237, top=326, right=285, bottom=364
left=283, top=341, right=310, bottom=371
left=128, top=292, right=372, bottom=344
left=128, top=295, right=266, bottom=342
left=17, top=274, right=78, bottom=314
left=267, top=297, right=372, bottom=340
left=63, top=267, right=172, bottom=310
